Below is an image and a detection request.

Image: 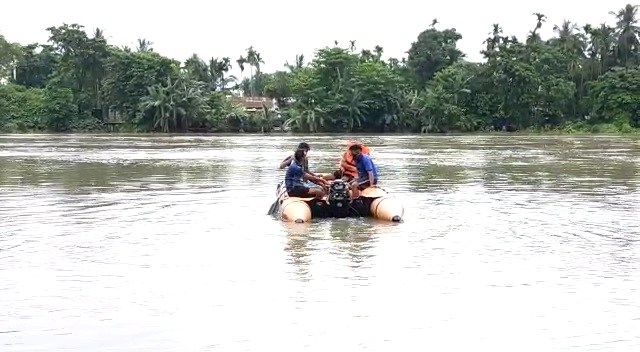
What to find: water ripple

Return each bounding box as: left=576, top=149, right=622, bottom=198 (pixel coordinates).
left=0, top=134, right=639, bottom=352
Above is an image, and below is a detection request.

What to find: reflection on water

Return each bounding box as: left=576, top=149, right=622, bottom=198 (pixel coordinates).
left=1, top=133, right=640, bottom=352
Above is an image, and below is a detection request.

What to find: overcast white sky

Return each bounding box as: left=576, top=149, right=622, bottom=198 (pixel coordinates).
left=1, top=1, right=633, bottom=78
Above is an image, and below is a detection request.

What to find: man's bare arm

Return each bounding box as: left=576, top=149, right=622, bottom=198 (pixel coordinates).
left=279, top=155, right=293, bottom=169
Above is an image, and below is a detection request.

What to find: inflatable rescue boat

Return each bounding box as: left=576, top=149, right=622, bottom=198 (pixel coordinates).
left=268, top=179, right=404, bottom=223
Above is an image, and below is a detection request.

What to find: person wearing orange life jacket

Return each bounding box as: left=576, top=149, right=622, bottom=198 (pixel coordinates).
left=322, top=141, right=371, bottom=181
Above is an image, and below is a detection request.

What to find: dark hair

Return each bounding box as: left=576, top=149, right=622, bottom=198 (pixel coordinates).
left=297, top=142, right=310, bottom=151
left=294, top=148, right=306, bottom=162
left=349, top=144, right=362, bottom=152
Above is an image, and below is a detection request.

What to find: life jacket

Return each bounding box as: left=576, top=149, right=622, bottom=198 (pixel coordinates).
left=339, top=141, right=370, bottom=178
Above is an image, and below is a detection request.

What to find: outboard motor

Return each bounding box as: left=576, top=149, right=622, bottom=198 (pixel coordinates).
left=327, top=179, right=351, bottom=218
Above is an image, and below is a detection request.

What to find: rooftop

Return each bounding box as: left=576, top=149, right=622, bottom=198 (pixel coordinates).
left=231, top=96, right=275, bottom=109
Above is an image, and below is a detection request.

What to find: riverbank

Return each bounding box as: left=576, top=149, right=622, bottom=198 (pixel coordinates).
left=2, top=123, right=639, bottom=135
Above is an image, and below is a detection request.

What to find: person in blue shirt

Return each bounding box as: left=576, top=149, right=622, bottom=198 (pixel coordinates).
left=279, top=142, right=312, bottom=173
left=285, top=148, right=328, bottom=199
left=348, top=143, right=378, bottom=198
left=279, top=142, right=323, bottom=190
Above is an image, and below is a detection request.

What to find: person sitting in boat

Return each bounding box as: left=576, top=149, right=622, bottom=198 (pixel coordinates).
left=348, top=143, right=378, bottom=198
left=285, top=148, right=328, bottom=199
left=323, top=141, right=371, bottom=181
left=279, top=142, right=311, bottom=172
left=280, top=142, right=324, bottom=189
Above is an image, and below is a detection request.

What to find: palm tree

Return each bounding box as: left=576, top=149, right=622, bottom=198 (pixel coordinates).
left=164, top=77, right=183, bottom=130
left=533, top=13, right=546, bottom=31
left=218, top=57, right=237, bottom=90
left=254, top=52, right=264, bottom=73
left=550, top=20, right=587, bottom=116
left=245, top=46, right=265, bottom=96
left=245, top=46, right=258, bottom=96
left=258, top=104, right=275, bottom=133
left=283, top=105, right=327, bottom=132
left=527, top=13, right=547, bottom=43
left=373, top=45, right=384, bottom=60
left=584, top=24, right=617, bottom=77
left=609, top=4, right=640, bottom=66
left=219, top=57, right=233, bottom=84
left=284, top=54, right=304, bottom=72
left=183, top=55, right=237, bottom=92
left=207, top=57, right=236, bottom=91
left=184, top=54, right=209, bottom=83
left=360, top=49, right=374, bottom=61
left=236, top=56, right=246, bottom=89
left=174, top=73, right=209, bottom=131
left=552, top=20, right=584, bottom=53
left=89, top=28, right=108, bottom=116
left=139, top=84, right=171, bottom=132
left=482, top=23, right=503, bottom=58
left=93, top=28, right=104, bottom=40
left=136, top=38, right=153, bottom=52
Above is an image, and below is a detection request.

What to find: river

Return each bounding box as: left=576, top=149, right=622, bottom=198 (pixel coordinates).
left=0, top=134, right=639, bottom=351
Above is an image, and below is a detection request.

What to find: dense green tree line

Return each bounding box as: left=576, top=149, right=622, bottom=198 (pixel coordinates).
left=2, top=5, right=640, bottom=133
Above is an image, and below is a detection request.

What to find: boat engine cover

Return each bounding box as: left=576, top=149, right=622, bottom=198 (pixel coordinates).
left=328, top=180, right=351, bottom=217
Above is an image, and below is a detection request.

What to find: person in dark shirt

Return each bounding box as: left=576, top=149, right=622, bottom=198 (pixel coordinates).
left=285, top=148, right=327, bottom=198
left=348, top=143, right=379, bottom=198
left=279, top=142, right=314, bottom=174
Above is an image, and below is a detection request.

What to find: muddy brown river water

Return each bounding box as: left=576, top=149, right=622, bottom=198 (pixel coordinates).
left=1, top=134, right=639, bottom=351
